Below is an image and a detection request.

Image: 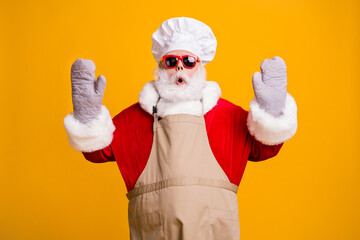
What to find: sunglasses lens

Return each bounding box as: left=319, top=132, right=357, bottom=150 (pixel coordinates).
left=165, top=57, right=178, bottom=68
left=183, top=56, right=196, bottom=68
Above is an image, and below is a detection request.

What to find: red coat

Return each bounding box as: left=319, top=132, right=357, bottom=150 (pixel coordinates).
left=83, top=98, right=282, bottom=192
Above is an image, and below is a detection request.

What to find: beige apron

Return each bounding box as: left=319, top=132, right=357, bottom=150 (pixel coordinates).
left=126, top=111, right=240, bottom=240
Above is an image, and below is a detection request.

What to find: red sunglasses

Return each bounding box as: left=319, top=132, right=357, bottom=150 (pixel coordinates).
left=160, top=55, right=200, bottom=69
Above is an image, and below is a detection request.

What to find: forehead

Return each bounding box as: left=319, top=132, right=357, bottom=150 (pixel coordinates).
left=164, top=49, right=196, bottom=56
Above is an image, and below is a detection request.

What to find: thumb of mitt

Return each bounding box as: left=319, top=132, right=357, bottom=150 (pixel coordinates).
left=252, top=71, right=264, bottom=96
left=95, top=75, right=107, bottom=97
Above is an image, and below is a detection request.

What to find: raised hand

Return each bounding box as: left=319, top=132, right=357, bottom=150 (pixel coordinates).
left=71, top=58, right=107, bottom=124
left=252, top=56, right=287, bottom=117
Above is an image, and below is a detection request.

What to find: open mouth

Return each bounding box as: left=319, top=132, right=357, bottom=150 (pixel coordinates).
left=176, top=77, right=186, bottom=86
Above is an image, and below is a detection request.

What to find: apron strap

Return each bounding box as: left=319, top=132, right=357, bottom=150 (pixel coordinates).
left=152, top=105, right=159, bottom=132
left=127, top=177, right=238, bottom=200
left=200, top=98, right=205, bottom=117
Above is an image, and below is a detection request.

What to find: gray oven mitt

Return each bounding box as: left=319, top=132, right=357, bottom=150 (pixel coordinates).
left=71, top=58, right=106, bottom=124
left=252, top=56, right=287, bottom=117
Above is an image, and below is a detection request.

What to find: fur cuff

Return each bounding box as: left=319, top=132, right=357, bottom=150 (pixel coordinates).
left=63, top=106, right=115, bottom=152
left=247, top=93, right=297, bottom=145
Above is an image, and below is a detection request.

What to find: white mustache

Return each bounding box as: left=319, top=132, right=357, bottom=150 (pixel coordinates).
left=154, top=66, right=207, bottom=102
left=170, top=71, right=189, bottom=83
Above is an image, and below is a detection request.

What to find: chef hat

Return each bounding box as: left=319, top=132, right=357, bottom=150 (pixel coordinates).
left=152, top=17, right=217, bottom=65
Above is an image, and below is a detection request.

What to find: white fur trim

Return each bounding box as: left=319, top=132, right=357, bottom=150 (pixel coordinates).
left=247, top=93, right=297, bottom=145
left=139, top=81, right=159, bottom=115
left=138, top=80, right=221, bottom=117
left=63, top=106, right=115, bottom=152
left=202, top=81, right=222, bottom=114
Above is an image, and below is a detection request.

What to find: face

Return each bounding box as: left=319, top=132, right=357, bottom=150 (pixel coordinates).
left=154, top=50, right=207, bottom=102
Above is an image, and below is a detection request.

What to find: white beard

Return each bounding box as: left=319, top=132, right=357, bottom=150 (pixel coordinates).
left=154, top=65, right=207, bottom=102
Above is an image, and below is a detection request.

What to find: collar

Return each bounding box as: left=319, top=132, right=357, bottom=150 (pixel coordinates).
left=138, top=80, right=221, bottom=117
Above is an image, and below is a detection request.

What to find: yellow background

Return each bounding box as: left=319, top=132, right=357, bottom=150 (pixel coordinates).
left=1, top=0, right=359, bottom=239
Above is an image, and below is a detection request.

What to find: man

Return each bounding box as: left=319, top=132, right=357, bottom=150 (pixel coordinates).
left=64, top=17, right=297, bottom=240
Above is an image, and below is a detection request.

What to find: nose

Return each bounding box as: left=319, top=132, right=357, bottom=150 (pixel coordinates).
left=176, top=59, right=184, bottom=71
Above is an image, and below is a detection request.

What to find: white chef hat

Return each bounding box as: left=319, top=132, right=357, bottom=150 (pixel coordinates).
left=152, top=17, right=217, bottom=65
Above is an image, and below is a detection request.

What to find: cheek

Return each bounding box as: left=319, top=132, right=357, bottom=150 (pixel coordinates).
left=187, top=71, right=195, bottom=78
left=165, top=69, right=176, bottom=78
left=187, top=68, right=198, bottom=78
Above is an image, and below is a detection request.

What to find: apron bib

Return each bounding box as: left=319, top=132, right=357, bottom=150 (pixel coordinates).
left=127, top=112, right=240, bottom=240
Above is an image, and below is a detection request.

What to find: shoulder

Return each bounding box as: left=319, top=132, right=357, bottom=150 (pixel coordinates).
left=204, top=98, right=249, bottom=129
left=208, top=98, right=248, bottom=115
left=113, top=102, right=153, bottom=125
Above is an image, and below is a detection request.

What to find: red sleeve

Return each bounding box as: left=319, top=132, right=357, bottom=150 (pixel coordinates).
left=206, top=98, right=284, bottom=186
left=248, top=135, right=283, bottom=162
left=82, top=144, right=115, bottom=163
left=81, top=103, right=153, bottom=191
